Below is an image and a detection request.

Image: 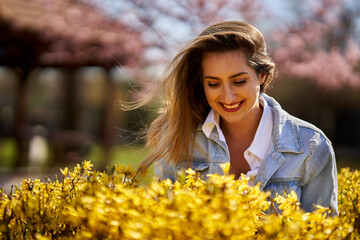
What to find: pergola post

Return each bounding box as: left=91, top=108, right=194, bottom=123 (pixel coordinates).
left=14, top=67, right=30, bottom=167
left=99, top=70, right=116, bottom=170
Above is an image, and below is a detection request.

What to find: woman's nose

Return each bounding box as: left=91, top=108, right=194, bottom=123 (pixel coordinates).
left=223, top=85, right=236, bottom=103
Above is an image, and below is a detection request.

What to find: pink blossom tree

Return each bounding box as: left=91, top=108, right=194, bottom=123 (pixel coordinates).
left=270, top=0, right=360, bottom=89
left=0, top=0, right=144, bottom=68
left=94, top=0, right=265, bottom=65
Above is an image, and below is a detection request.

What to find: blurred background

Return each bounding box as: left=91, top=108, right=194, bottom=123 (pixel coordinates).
left=0, top=0, right=359, bottom=189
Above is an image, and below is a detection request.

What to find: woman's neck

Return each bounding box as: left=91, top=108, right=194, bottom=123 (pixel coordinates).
left=220, top=104, right=263, bottom=143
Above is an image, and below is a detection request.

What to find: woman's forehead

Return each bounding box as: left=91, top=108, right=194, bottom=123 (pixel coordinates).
left=202, top=51, right=248, bottom=69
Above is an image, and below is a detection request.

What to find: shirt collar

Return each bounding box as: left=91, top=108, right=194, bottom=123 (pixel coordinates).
left=202, top=109, right=227, bottom=143
left=201, top=95, right=273, bottom=161
left=247, top=96, right=273, bottom=160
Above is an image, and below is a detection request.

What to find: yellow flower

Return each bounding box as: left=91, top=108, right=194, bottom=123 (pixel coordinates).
left=60, top=167, right=68, bottom=176
left=219, top=162, right=230, bottom=175
left=1, top=161, right=359, bottom=240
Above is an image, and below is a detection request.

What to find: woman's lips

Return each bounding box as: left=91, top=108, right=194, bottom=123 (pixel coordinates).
left=220, top=100, right=244, bottom=112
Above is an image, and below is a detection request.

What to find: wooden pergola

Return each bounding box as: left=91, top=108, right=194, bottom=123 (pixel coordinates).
left=0, top=0, right=144, bottom=168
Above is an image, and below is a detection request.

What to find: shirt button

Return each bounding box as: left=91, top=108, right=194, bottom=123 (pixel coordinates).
left=214, top=134, right=219, bottom=138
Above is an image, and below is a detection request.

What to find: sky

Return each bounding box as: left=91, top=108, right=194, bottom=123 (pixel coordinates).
left=94, top=0, right=294, bottom=41
left=97, top=0, right=295, bottom=59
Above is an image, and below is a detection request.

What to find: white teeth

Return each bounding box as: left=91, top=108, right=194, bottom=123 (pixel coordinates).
left=223, top=102, right=240, bottom=109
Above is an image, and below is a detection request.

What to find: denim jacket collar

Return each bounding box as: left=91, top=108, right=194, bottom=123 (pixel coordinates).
left=255, top=94, right=305, bottom=190
left=262, top=93, right=305, bottom=154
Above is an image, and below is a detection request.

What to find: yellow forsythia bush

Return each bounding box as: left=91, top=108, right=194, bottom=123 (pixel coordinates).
left=0, top=161, right=359, bottom=240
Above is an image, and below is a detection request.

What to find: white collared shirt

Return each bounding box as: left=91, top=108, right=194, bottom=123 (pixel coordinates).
left=202, top=96, right=274, bottom=179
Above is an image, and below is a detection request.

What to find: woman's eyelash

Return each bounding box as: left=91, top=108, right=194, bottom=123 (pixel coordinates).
left=206, top=79, right=246, bottom=87
left=234, top=79, right=246, bottom=85
left=207, top=82, right=219, bottom=87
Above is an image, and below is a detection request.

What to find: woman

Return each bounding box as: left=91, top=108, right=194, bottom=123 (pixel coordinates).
left=134, top=21, right=338, bottom=214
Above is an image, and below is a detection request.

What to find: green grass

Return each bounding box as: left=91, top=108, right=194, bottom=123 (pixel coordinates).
left=111, top=145, right=153, bottom=185
left=0, top=138, right=18, bottom=168
left=85, top=144, right=153, bottom=185
left=110, top=145, right=148, bottom=166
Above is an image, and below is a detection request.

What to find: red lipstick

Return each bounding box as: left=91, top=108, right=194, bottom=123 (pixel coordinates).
left=220, top=100, right=244, bottom=112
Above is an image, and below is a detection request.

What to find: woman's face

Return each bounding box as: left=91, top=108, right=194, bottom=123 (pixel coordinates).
left=202, top=50, right=265, bottom=126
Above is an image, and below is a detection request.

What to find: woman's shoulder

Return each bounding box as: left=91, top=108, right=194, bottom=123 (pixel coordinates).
left=289, top=115, right=335, bottom=167
left=263, top=94, right=332, bottom=146
left=289, top=114, right=331, bottom=144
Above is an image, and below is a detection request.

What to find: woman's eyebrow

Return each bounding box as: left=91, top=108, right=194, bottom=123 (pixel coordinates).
left=203, top=76, right=220, bottom=80
left=229, top=72, right=248, bottom=79
left=203, top=72, right=249, bottom=80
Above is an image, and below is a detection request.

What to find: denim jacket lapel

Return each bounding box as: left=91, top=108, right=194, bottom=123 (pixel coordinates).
left=254, top=150, right=286, bottom=190
left=263, top=93, right=305, bottom=154
left=255, top=94, right=305, bottom=190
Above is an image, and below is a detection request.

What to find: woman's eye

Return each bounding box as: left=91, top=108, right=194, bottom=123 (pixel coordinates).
left=207, top=82, right=220, bottom=87
left=233, top=79, right=246, bottom=85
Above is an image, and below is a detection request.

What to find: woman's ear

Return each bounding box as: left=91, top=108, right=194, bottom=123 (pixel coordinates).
left=259, top=73, right=267, bottom=84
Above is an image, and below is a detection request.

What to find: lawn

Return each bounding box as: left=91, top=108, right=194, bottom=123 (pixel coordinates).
left=0, top=138, right=153, bottom=185
left=86, top=143, right=154, bottom=184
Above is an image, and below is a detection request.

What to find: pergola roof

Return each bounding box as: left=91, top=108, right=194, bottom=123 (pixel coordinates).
left=0, top=0, right=144, bottom=69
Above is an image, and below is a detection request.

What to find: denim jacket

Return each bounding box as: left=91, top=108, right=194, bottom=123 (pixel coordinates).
left=155, top=94, right=338, bottom=214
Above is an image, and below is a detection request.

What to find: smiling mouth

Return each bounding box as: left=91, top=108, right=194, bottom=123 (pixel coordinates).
left=223, top=102, right=240, bottom=109
left=220, top=100, right=244, bottom=112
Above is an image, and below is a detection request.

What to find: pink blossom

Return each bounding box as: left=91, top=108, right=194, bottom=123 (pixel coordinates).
left=270, top=0, right=360, bottom=89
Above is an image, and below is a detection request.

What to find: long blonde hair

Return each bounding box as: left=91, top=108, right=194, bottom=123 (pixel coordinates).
left=136, top=21, right=275, bottom=171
